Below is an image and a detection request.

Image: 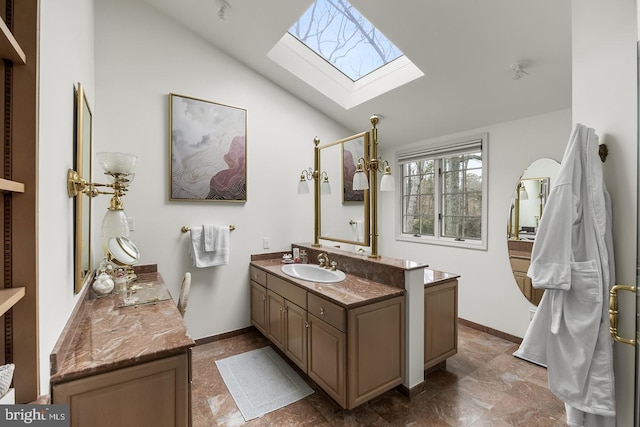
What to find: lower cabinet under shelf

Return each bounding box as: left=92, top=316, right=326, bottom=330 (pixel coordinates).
left=52, top=353, right=190, bottom=427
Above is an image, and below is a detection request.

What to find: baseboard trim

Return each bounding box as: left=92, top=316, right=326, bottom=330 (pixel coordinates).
left=194, top=326, right=256, bottom=346
left=458, top=318, right=522, bottom=344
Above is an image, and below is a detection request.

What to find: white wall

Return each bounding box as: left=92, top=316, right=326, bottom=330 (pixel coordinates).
left=38, top=0, right=95, bottom=394
left=572, top=1, right=637, bottom=425
left=379, top=109, right=572, bottom=338
left=93, top=0, right=352, bottom=340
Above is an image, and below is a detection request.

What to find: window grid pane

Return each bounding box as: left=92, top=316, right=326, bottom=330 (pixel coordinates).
left=402, top=160, right=435, bottom=235
left=440, top=151, right=482, bottom=240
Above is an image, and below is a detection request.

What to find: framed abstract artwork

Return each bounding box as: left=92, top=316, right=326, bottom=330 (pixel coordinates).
left=169, top=93, right=247, bottom=202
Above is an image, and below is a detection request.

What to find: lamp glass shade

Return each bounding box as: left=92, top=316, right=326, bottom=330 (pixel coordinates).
left=101, top=209, right=130, bottom=238
left=352, top=171, right=369, bottom=190
left=97, top=152, right=137, bottom=174
left=297, top=180, right=309, bottom=194
left=321, top=179, right=331, bottom=195
left=380, top=172, right=395, bottom=192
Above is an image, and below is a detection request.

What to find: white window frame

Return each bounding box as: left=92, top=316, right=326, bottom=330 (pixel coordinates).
left=394, top=133, right=489, bottom=251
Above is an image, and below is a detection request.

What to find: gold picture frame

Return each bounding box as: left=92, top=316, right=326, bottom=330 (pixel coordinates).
left=169, top=93, right=247, bottom=202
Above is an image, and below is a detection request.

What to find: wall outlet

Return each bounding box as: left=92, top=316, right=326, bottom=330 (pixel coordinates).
left=528, top=307, right=537, bottom=321
left=263, top=237, right=270, bottom=249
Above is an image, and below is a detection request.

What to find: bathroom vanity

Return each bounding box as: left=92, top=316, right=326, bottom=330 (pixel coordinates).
left=250, top=244, right=459, bottom=408
left=507, top=239, right=543, bottom=305
left=50, top=266, right=194, bottom=427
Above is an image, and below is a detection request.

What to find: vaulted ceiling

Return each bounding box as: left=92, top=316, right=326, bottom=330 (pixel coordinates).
left=142, top=0, right=572, bottom=147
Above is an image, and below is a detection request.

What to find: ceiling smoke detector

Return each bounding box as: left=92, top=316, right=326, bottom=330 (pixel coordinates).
left=511, top=63, right=529, bottom=80
left=218, top=0, right=230, bottom=21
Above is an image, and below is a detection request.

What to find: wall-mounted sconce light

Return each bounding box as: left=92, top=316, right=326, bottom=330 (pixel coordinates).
left=352, top=115, right=395, bottom=193
left=353, top=159, right=395, bottom=191
left=67, top=152, right=137, bottom=238
left=298, top=167, right=331, bottom=195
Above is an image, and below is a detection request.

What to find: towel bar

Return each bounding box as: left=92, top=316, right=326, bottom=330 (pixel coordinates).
left=181, top=225, right=235, bottom=233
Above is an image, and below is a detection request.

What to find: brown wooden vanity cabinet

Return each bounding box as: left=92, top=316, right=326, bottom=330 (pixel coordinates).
left=250, top=280, right=268, bottom=336
left=249, top=264, right=404, bottom=410
left=52, top=354, right=190, bottom=427
left=424, top=279, right=458, bottom=369
left=50, top=271, right=194, bottom=426
left=509, top=256, right=543, bottom=305
left=307, top=292, right=347, bottom=406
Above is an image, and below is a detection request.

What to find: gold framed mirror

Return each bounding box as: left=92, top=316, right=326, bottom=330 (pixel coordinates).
left=318, top=132, right=371, bottom=247
left=74, top=83, right=93, bottom=293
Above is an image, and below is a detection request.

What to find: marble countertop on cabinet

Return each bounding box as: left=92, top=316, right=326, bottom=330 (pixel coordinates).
left=251, top=258, right=405, bottom=309
left=424, top=269, right=459, bottom=287
left=50, top=271, right=195, bottom=385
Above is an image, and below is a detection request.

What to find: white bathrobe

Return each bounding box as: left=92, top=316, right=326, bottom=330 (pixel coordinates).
left=513, top=124, right=615, bottom=427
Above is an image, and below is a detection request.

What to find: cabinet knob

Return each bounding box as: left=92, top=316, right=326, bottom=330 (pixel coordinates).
left=320, top=308, right=325, bottom=315
left=305, top=321, right=310, bottom=328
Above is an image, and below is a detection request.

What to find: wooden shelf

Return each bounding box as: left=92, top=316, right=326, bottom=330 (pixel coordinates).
left=0, top=287, right=25, bottom=317
left=0, top=178, right=25, bottom=193
left=0, top=17, right=25, bottom=64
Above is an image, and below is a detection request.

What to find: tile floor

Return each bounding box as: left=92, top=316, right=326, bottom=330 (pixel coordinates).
left=191, top=324, right=566, bottom=426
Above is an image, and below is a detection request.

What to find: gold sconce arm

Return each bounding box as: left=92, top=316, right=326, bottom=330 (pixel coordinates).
left=608, top=284, right=637, bottom=346
left=67, top=169, right=96, bottom=198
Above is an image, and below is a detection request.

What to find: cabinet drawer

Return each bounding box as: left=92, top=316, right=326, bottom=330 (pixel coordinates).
left=509, top=257, right=530, bottom=273
left=267, top=274, right=307, bottom=309
left=250, top=266, right=267, bottom=286
left=308, top=293, right=345, bottom=332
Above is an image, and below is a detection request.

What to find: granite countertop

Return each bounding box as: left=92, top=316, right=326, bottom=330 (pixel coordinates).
left=251, top=258, right=405, bottom=309
left=50, top=271, right=195, bottom=385
left=424, top=269, right=459, bottom=286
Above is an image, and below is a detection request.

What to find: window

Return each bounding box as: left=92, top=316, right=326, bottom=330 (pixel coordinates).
left=397, top=134, right=488, bottom=250
left=288, top=0, right=403, bottom=81
left=267, top=0, right=424, bottom=109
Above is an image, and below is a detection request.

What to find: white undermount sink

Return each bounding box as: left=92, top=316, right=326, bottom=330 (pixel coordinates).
left=280, top=263, right=346, bottom=283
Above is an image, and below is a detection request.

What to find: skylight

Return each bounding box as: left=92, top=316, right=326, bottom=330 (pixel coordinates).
left=267, top=0, right=424, bottom=109
left=288, top=0, right=403, bottom=81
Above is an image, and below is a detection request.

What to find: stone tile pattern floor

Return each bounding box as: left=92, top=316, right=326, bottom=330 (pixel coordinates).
left=191, top=324, right=566, bottom=426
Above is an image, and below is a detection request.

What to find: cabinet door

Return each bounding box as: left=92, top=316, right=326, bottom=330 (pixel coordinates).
left=347, top=296, right=404, bottom=409
left=424, top=280, right=458, bottom=369
left=267, top=290, right=285, bottom=350
left=52, top=354, right=189, bottom=427
left=308, top=313, right=346, bottom=407
left=250, top=281, right=268, bottom=336
left=284, top=300, right=308, bottom=372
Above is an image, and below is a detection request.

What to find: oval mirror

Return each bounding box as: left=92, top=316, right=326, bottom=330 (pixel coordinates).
left=507, top=158, right=560, bottom=305
left=107, top=237, right=140, bottom=266
left=318, top=132, right=371, bottom=247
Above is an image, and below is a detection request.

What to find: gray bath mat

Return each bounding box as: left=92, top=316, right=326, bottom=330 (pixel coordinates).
left=215, top=346, right=314, bottom=421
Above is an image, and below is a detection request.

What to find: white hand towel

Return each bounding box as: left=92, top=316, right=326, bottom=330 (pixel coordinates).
left=188, top=225, right=230, bottom=268
left=203, top=224, right=216, bottom=252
